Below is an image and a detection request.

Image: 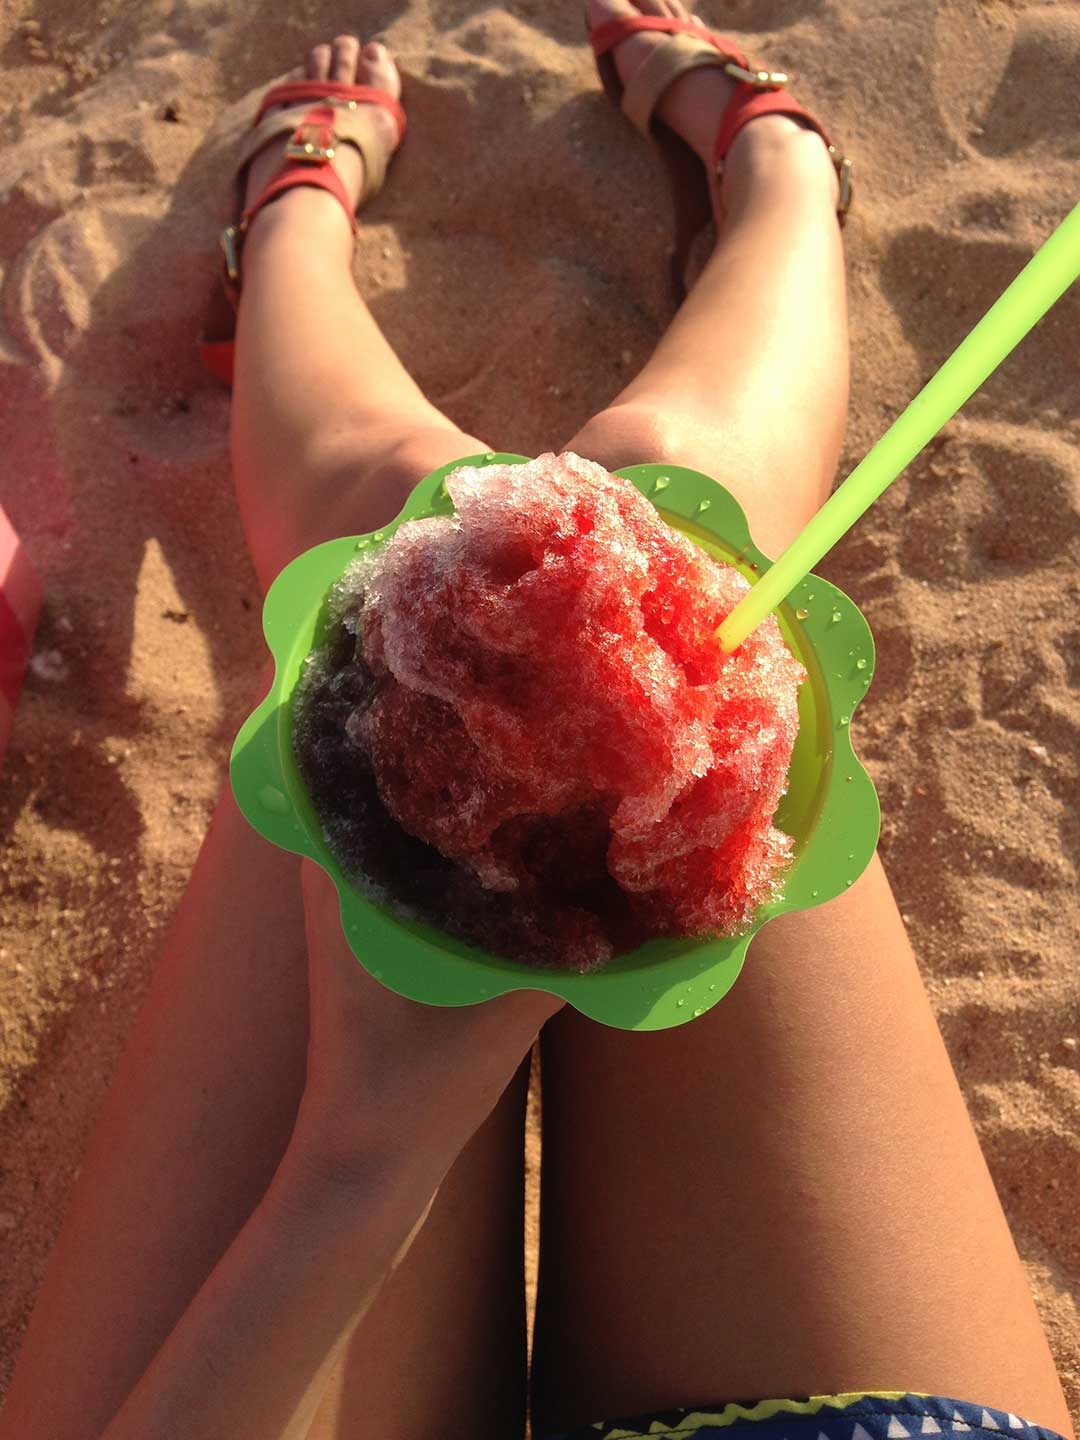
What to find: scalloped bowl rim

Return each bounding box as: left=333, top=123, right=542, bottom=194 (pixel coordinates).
left=230, top=454, right=880, bottom=1031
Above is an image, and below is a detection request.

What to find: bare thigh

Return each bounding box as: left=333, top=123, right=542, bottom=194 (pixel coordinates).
left=0, top=413, right=532, bottom=1440
left=530, top=132, right=1073, bottom=1439
left=534, top=863, right=1071, bottom=1435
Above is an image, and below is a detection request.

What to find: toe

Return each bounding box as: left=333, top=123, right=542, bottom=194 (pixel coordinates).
left=358, top=39, right=402, bottom=100
left=331, top=33, right=361, bottom=83
left=308, top=42, right=331, bottom=80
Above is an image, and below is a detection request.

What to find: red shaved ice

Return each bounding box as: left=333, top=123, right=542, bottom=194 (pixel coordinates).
left=293, top=452, right=805, bottom=971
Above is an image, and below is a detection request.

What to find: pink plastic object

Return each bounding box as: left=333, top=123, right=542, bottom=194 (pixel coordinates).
left=0, top=504, right=42, bottom=770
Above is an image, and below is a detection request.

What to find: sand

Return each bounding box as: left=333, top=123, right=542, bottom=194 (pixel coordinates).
left=0, top=0, right=1078, bottom=1419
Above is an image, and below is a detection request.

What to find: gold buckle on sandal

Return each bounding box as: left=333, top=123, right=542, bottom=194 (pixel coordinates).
left=285, top=122, right=336, bottom=163
left=220, top=216, right=256, bottom=305
left=221, top=223, right=242, bottom=294
left=829, top=146, right=854, bottom=219
left=723, top=61, right=788, bottom=88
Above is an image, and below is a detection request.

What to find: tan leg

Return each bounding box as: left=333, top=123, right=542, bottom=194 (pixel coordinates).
left=565, top=115, right=849, bottom=558
left=0, top=35, right=529, bottom=1440
left=531, top=7, right=1073, bottom=1432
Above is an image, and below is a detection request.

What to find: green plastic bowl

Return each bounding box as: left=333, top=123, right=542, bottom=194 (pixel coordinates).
left=231, top=453, right=879, bottom=1031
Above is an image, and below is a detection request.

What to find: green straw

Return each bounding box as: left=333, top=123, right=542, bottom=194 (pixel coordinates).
left=717, top=200, right=1080, bottom=653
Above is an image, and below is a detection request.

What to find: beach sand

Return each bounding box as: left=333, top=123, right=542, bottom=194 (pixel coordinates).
left=1, top=0, right=1078, bottom=1418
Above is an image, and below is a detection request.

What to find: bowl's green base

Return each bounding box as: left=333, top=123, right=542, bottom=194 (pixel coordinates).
left=230, top=453, right=880, bottom=1031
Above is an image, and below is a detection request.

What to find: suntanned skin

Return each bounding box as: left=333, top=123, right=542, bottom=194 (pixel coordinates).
left=1, top=6, right=1072, bottom=1439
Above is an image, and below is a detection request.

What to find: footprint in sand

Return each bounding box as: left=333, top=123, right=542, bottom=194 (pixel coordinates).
left=968, top=9, right=1080, bottom=160
left=880, top=226, right=1080, bottom=424
left=930, top=2, right=1080, bottom=157
left=970, top=436, right=1080, bottom=574
left=971, top=1118, right=1080, bottom=1287
left=1056, top=631, right=1080, bottom=693
left=898, top=428, right=1080, bottom=584
left=916, top=725, right=1075, bottom=893
left=430, top=1, right=588, bottom=45
left=705, top=0, right=828, bottom=31
left=951, top=187, right=1022, bottom=234
left=979, top=638, right=1056, bottom=731
left=939, top=1000, right=1080, bottom=1089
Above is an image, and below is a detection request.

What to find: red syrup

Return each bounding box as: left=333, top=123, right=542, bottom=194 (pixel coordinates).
left=294, top=453, right=805, bottom=970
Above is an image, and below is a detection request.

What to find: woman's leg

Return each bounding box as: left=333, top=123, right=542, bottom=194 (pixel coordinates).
left=230, top=37, right=488, bottom=585
left=0, top=36, right=530, bottom=1440
left=531, top=3, right=1073, bottom=1436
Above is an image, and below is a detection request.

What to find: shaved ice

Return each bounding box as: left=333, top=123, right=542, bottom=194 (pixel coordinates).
left=293, top=452, right=806, bottom=971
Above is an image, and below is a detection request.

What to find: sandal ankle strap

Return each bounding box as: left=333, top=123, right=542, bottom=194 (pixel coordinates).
left=219, top=83, right=405, bottom=307
left=219, top=162, right=357, bottom=307
left=713, top=88, right=853, bottom=222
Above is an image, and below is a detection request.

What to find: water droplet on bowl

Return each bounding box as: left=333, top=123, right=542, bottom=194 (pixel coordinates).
left=846, top=774, right=854, bottom=783
left=856, top=657, right=867, bottom=670
left=839, top=715, right=849, bottom=726
left=811, top=888, right=819, bottom=897
left=692, top=1007, right=704, bottom=1018
left=696, top=498, right=711, bottom=513
left=830, top=610, right=842, bottom=624
left=372, top=531, right=385, bottom=542
left=652, top=474, right=671, bottom=493
left=676, top=997, right=686, bottom=1008
left=484, top=451, right=497, bottom=462
left=258, top=785, right=288, bottom=814
left=796, top=607, right=809, bottom=620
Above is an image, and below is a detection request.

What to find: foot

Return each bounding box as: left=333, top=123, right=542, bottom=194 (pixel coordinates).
left=586, top=0, right=838, bottom=212
left=243, top=32, right=401, bottom=218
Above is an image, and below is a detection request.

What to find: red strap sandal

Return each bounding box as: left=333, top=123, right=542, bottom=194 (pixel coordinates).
left=589, top=13, right=852, bottom=302
left=198, top=77, right=407, bottom=387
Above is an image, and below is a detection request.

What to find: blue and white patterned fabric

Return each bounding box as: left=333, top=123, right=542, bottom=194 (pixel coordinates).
left=546, top=1390, right=1069, bottom=1440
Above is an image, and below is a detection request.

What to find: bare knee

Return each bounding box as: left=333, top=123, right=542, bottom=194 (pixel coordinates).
left=246, top=423, right=486, bottom=588
left=564, top=403, right=688, bottom=474
left=338, top=426, right=473, bottom=522
left=316, top=422, right=487, bottom=526
left=564, top=403, right=833, bottom=556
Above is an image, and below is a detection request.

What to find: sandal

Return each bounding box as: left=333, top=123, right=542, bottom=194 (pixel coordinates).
left=198, top=77, right=407, bottom=386
left=588, top=13, right=852, bottom=304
